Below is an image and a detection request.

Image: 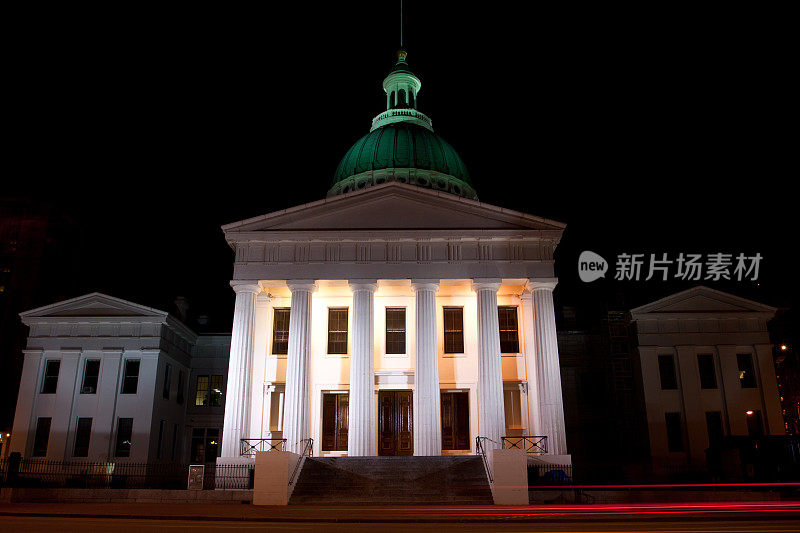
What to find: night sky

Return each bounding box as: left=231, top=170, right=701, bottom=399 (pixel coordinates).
left=6, top=4, right=796, bottom=333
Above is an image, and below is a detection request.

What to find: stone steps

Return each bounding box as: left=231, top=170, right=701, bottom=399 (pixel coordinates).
left=289, top=455, right=493, bottom=505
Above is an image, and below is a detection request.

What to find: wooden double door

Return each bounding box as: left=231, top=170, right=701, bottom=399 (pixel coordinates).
left=441, top=391, right=470, bottom=450
left=321, top=392, right=349, bottom=451
left=378, top=390, right=413, bottom=456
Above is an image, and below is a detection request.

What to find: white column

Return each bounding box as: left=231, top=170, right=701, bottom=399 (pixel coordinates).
left=472, top=279, right=506, bottom=449
left=348, top=280, right=378, bottom=456
left=282, top=280, right=316, bottom=454
left=519, top=291, right=541, bottom=435
left=221, top=282, right=260, bottom=458
left=528, top=278, right=568, bottom=455
left=412, top=279, right=441, bottom=456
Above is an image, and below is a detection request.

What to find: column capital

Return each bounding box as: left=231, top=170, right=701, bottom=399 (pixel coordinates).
left=287, top=280, right=318, bottom=293
left=348, top=279, right=378, bottom=293
left=411, top=279, right=440, bottom=292
left=471, top=278, right=501, bottom=293
left=526, top=278, right=559, bottom=292
left=230, top=281, right=261, bottom=294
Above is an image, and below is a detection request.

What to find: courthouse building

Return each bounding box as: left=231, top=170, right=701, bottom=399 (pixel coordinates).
left=218, top=50, right=570, bottom=460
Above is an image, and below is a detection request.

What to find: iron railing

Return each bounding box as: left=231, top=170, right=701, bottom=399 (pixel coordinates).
left=0, top=458, right=249, bottom=490
left=288, top=438, right=313, bottom=487
left=528, top=462, right=573, bottom=484
left=475, top=436, right=497, bottom=484
left=502, top=435, right=548, bottom=455
left=240, top=438, right=286, bottom=457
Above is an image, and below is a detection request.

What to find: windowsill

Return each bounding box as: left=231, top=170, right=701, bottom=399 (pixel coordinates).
left=268, top=353, right=288, bottom=359
left=326, top=353, right=350, bottom=358
left=384, top=353, right=408, bottom=358
left=501, top=353, right=523, bottom=357
left=442, top=353, right=467, bottom=358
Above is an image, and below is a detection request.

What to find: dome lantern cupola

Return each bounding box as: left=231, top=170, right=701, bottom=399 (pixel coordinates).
left=328, top=49, right=478, bottom=201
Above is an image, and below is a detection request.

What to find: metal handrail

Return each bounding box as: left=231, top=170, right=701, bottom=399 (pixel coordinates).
left=288, top=438, right=313, bottom=487
left=240, top=438, right=286, bottom=457
left=475, top=436, right=497, bottom=484
left=501, top=435, right=548, bottom=455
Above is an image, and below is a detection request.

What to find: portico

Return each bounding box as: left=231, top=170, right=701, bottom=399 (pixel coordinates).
left=219, top=183, right=569, bottom=461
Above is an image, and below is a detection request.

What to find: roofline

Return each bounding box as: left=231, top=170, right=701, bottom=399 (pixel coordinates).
left=629, top=285, right=778, bottom=316
left=19, top=292, right=198, bottom=344
left=221, top=182, right=567, bottom=233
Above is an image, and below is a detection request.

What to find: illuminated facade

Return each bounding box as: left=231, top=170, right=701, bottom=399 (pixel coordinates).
left=219, top=51, right=570, bottom=461
left=631, top=286, right=783, bottom=469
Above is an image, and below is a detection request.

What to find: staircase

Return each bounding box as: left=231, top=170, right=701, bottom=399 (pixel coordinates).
left=289, top=455, right=493, bottom=505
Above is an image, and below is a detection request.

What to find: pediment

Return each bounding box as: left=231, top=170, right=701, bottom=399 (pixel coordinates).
left=222, top=183, right=565, bottom=234
left=20, top=293, right=168, bottom=320
left=630, top=286, right=776, bottom=316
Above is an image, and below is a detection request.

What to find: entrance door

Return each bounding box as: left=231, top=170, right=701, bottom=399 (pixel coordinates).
left=378, top=390, right=413, bottom=456
left=322, top=392, right=349, bottom=451
left=441, top=392, right=470, bottom=450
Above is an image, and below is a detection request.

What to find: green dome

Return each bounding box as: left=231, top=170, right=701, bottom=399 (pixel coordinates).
left=328, top=123, right=477, bottom=200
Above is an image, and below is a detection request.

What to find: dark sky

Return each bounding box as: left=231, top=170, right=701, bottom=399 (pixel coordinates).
left=6, top=3, right=796, bottom=332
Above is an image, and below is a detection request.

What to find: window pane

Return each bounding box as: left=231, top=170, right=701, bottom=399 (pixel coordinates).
left=706, top=411, right=723, bottom=448
left=498, top=306, right=519, bottom=353
left=737, top=353, right=757, bottom=388
left=209, top=375, right=223, bottom=407
left=82, top=360, right=100, bottom=394
left=443, top=308, right=464, bottom=354
left=665, top=412, right=683, bottom=452
left=163, top=363, right=172, bottom=400
left=121, top=360, right=140, bottom=394
left=272, top=308, right=290, bottom=355
left=658, top=355, right=678, bottom=390
left=73, top=417, right=92, bottom=457
left=33, top=417, right=51, bottom=457
left=177, top=370, right=185, bottom=405
left=115, top=418, right=133, bottom=457
left=41, top=360, right=60, bottom=394
left=327, top=308, right=348, bottom=354
left=386, top=308, right=406, bottom=354
left=697, top=354, right=717, bottom=389
left=195, top=376, right=209, bottom=406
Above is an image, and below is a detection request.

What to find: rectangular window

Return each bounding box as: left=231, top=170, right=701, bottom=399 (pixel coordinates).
left=706, top=411, right=724, bottom=448
left=177, top=370, right=185, bottom=405
left=443, top=307, right=465, bottom=354
left=191, top=427, right=220, bottom=463
left=697, top=353, right=717, bottom=389
left=157, top=420, right=165, bottom=459
left=272, top=308, right=291, bottom=355
left=209, top=375, right=223, bottom=407
left=665, top=412, right=684, bottom=452
left=327, top=308, right=349, bottom=354
left=81, top=359, right=100, bottom=394
left=121, top=360, right=140, bottom=394
left=737, top=353, right=757, bottom=388
left=658, top=354, right=678, bottom=390
left=498, top=306, right=519, bottom=353
left=41, top=360, right=60, bottom=394
left=73, top=417, right=92, bottom=457
left=171, top=423, right=179, bottom=461
left=195, top=375, right=223, bottom=406
left=163, top=363, right=172, bottom=400
left=195, top=375, right=209, bottom=406
left=32, top=417, right=51, bottom=457
left=115, top=417, right=133, bottom=457
left=385, top=308, right=406, bottom=354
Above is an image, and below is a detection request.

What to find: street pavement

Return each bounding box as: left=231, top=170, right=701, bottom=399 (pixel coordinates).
left=1, top=502, right=800, bottom=532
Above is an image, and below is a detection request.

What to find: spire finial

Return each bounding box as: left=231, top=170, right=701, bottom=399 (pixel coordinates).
left=400, top=0, right=404, bottom=49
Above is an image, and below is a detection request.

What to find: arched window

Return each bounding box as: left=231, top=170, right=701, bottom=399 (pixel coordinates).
left=390, top=92, right=396, bottom=108
left=398, top=89, right=406, bottom=107
left=409, top=91, right=415, bottom=108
